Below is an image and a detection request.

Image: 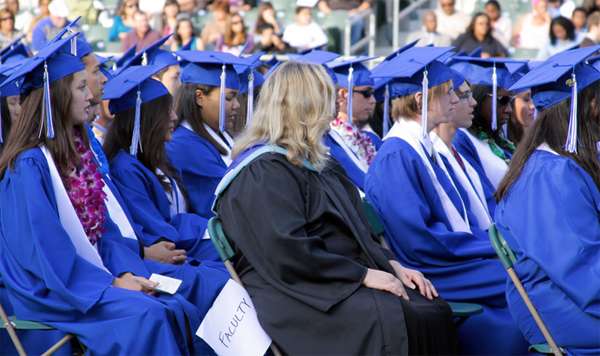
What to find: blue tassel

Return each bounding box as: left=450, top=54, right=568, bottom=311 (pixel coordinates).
left=491, top=64, right=498, bottom=131
left=130, top=89, right=142, bottom=156
left=565, top=71, right=578, bottom=153
left=218, top=64, right=226, bottom=132
left=246, top=70, right=254, bottom=126
left=43, top=61, right=55, bottom=139
left=383, top=84, right=390, bottom=137
left=347, top=65, right=354, bottom=124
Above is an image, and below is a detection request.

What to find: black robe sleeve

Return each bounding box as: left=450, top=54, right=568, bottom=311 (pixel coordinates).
left=216, top=156, right=368, bottom=312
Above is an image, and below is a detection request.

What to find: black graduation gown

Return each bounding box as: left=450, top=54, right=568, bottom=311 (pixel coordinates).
left=215, top=153, right=458, bottom=355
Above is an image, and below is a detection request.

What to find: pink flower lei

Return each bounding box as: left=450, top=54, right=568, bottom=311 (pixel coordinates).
left=330, top=116, right=377, bottom=165
left=63, top=131, right=107, bottom=245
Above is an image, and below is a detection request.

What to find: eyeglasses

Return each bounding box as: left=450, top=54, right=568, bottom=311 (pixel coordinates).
left=487, top=94, right=514, bottom=106
left=353, top=88, right=374, bottom=98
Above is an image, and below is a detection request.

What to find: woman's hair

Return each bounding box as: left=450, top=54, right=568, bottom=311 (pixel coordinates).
left=254, top=2, right=275, bottom=34
left=174, top=83, right=229, bottom=155
left=466, top=12, right=492, bottom=38
left=117, top=0, right=138, bottom=18
left=497, top=81, right=600, bottom=200
left=0, top=8, right=15, bottom=24
left=549, top=16, right=576, bottom=45
left=470, top=84, right=495, bottom=134
left=484, top=0, right=501, bottom=11
left=161, top=0, right=179, bottom=22
left=211, top=0, right=230, bottom=14
left=103, top=95, right=181, bottom=193
left=390, top=81, right=452, bottom=120
left=173, top=16, right=198, bottom=45
left=223, top=13, right=247, bottom=47
left=0, top=74, right=88, bottom=177
left=233, top=61, right=335, bottom=170
left=0, top=96, right=11, bottom=148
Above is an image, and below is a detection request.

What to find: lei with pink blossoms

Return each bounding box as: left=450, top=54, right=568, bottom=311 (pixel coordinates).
left=63, top=131, right=107, bottom=245
left=330, top=116, right=377, bottom=165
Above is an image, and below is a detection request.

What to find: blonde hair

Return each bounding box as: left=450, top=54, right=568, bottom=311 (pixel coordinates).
left=232, top=61, right=335, bottom=170
left=391, top=81, right=451, bottom=121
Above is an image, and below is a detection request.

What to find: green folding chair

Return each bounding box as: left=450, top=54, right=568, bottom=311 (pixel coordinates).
left=0, top=301, right=75, bottom=356
left=488, top=224, right=564, bottom=356
left=208, top=217, right=282, bottom=356
left=361, top=199, right=484, bottom=321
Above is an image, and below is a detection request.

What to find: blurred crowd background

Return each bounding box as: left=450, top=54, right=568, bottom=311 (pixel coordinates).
left=0, top=0, right=598, bottom=60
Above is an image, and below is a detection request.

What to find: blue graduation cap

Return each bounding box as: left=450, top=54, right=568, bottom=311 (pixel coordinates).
left=103, top=65, right=169, bottom=155
left=0, top=35, right=25, bottom=57
left=0, top=37, right=30, bottom=64
left=510, top=45, right=600, bottom=153
left=327, top=56, right=374, bottom=122
left=177, top=50, right=247, bottom=132
left=47, top=17, right=87, bottom=58
left=382, top=39, right=418, bottom=62
left=114, top=45, right=137, bottom=72
left=234, top=51, right=265, bottom=125
left=0, top=33, right=84, bottom=140
left=449, top=56, right=529, bottom=131
left=117, top=34, right=178, bottom=75
left=371, top=46, right=455, bottom=138
left=95, top=54, right=114, bottom=80
left=287, top=49, right=340, bottom=84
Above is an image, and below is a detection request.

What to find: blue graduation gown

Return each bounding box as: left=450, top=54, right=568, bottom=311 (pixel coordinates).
left=0, top=148, right=195, bottom=355
left=109, top=150, right=221, bottom=262
left=365, top=138, right=527, bottom=355
left=453, top=129, right=498, bottom=216
left=324, top=133, right=368, bottom=191
left=166, top=126, right=227, bottom=219
left=496, top=149, right=600, bottom=355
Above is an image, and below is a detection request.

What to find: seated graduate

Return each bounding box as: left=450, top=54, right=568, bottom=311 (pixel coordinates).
left=0, top=39, right=28, bottom=151
left=166, top=51, right=244, bottom=218
left=0, top=34, right=197, bottom=355
left=324, top=56, right=380, bottom=192
left=496, top=46, right=600, bottom=355
left=450, top=57, right=528, bottom=189
left=366, top=47, right=528, bottom=354
left=431, top=74, right=495, bottom=227
left=214, top=60, right=459, bottom=355
left=103, top=64, right=221, bottom=262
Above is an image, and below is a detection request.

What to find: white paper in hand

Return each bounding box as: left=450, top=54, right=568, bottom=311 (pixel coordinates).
left=149, top=273, right=182, bottom=295
left=296, top=0, right=318, bottom=7
left=197, top=279, right=272, bottom=356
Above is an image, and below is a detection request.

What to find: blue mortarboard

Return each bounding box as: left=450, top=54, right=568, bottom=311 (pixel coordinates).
left=382, top=39, right=418, bottom=62
left=450, top=56, right=529, bottom=130
left=371, top=46, right=455, bottom=138
left=327, top=56, right=374, bottom=123
left=0, top=35, right=25, bottom=57
left=177, top=50, right=247, bottom=132
left=234, top=51, right=265, bottom=126
left=0, top=42, right=29, bottom=64
left=0, top=33, right=84, bottom=140
left=114, top=45, right=137, bottom=72
left=47, top=17, right=89, bottom=58
left=103, top=65, right=169, bottom=155
left=95, top=54, right=114, bottom=80
left=117, top=34, right=178, bottom=75
left=511, top=45, right=600, bottom=153
left=286, top=49, right=340, bottom=85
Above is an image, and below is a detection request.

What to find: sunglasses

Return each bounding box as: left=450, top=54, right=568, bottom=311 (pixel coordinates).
left=353, top=88, right=374, bottom=98
left=487, top=94, right=513, bottom=106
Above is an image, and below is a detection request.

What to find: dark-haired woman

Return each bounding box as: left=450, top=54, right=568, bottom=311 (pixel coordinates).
left=537, top=16, right=580, bottom=59
left=496, top=66, right=600, bottom=356
left=452, top=12, right=508, bottom=57
left=0, top=39, right=194, bottom=354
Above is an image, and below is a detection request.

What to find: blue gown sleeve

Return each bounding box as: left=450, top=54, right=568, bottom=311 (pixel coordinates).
left=498, top=159, right=600, bottom=317
left=0, top=155, right=115, bottom=314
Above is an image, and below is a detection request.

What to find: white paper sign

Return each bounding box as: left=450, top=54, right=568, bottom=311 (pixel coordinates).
left=197, top=279, right=272, bottom=356
left=149, top=274, right=182, bottom=295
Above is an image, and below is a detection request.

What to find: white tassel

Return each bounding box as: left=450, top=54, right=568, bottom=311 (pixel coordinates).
left=130, top=89, right=142, bottom=156
left=246, top=71, right=254, bottom=126
left=347, top=66, right=354, bottom=124
left=420, top=69, right=429, bottom=140
left=491, top=64, right=498, bottom=131
left=565, top=72, right=578, bottom=153
left=383, top=84, right=390, bottom=137
left=218, top=64, right=226, bottom=132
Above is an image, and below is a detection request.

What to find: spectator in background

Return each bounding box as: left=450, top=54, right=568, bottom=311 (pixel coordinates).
left=171, top=15, right=202, bottom=50
left=178, top=0, right=200, bottom=15
left=217, top=12, right=253, bottom=55
left=484, top=0, right=511, bottom=49
left=65, top=0, right=96, bottom=24
left=283, top=6, right=328, bottom=51
left=254, top=2, right=281, bottom=35
left=30, top=0, right=68, bottom=51
left=580, top=10, right=600, bottom=46
left=406, top=10, right=451, bottom=46
left=121, top=10, right=162, bottom=51
left=318, top=0, right=372, bottom=44
left=228, top=0, right=250, bottom=13
left=200, top=0, right=229, bottom=49
left=161, top=0, right=179, bottom=36
left=26, top=0, right=49, bottom=43
left=0, top=8, right=21, bottom=47
left=513, top=0, right=550, bottom=50
left=547, top=0, right=562, bottom=18
left=537, top=16, right=579, bottom=59
left=109, top=0, right=138, bottom=42
left=583, top=0, right=600, bottom=14
left=435, top=0, right=469, bottom=40
left=453, top=12, right=508, bottom=57
left=255, top=23, right=288, bottom=53
left=5, top=0, right=33, bottom=34
left=572, top=7, right=588, bottom=37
